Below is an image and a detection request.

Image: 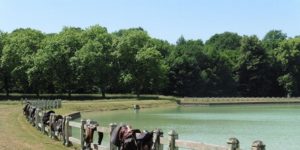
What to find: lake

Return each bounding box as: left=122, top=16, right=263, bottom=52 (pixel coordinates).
left=76, top=104, right=300, bottom=150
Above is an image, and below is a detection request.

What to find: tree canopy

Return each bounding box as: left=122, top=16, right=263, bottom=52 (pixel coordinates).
left=0, top=26, right=299, bottom=97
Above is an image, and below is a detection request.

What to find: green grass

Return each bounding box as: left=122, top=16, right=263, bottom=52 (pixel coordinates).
left=54, top=99, right=176, bottom=115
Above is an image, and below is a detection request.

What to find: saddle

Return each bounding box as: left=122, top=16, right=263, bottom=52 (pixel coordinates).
left=42, top=110, right=55, bottom=125
left=111, top=125, right=153, bottom=150
left=84, top=120, right=103, bottom=149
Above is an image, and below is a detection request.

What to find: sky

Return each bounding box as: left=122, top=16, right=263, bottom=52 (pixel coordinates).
left=0, top=0, right=300, bottom=43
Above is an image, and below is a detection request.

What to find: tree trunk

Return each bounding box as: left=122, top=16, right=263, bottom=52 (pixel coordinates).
left=136, top=86, right=141, bottom=99
left=6, top=89, right=9, bottom=97
left=36, top=91, right=40, bottom=97
left=101, top=86, right=106, bottom=98
left=68, top=90, right=71, bottom=98
left=4, top=76, right=9, bottom=97
left=136, top=84, right=143, bottom=99
left=137, top=92, right=140, bottom=99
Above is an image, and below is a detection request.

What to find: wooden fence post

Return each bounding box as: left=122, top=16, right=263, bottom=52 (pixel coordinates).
left=153, top=129, right=164, bottom=150
left=59, top=99, right=62, bottom=108
left=49, top=114, right=55, bottom=138
left=252, top=140, right=265, bottom=150
left=54, top=100, right=58, bottom=109
left=43, top=99, right=46, bottom=110
left=64, top=116, right=71, bottom=146
left=41, top=112, right=45, bottom=134
left=227, top=137, right=240, bottom=150
left=35, top=108, right=40, bottom=129
left=168, top=130, right=178, bottom=150
left=109, top=123, right=118, bottom=150
left=80, top=119, right=86, bottom=150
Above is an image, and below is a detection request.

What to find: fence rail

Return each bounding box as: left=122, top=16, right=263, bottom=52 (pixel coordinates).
left=22, top=98, right=62, bottom=110
left=23, top=100, right=266, bottom=150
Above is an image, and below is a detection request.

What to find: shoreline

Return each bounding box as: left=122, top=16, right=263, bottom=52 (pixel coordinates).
left=179, top=97, right=300, bottom=106
left=180, top=101, right=300, bottom=106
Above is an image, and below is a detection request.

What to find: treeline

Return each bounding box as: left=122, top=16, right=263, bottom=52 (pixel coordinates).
left=0, top=25, right=300, bottom=97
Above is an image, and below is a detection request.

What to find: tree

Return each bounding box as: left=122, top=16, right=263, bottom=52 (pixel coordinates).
left=114, top=28, right=167, bottom=98
left=278, top=74, right=296, bottom=97
left=148, top=38, right=173, bottom=58
left=71, top=25, right=113, bottom=97
left=168, top=37, right=208, bottom=96
left=262, top=30, right=287, bottom=52
left=134, top=47, right=168, bottom=97
left=235, top=36, right=273, bottom=96
left=274, top=38, right=300, bottom=96
left=27, top=39, right=57, bottom=95
left=0, top=31, right=7, bottom=93
left=1, top=28, right=44, bottom=95
left=202, top=52, right=237, bottom=96
left=205, top=32, right=242, bottom=51
left=53, top=27, right=83, bottom=96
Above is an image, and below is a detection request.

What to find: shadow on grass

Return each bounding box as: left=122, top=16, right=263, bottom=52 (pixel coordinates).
left=0, top=93, right=161, bottom=101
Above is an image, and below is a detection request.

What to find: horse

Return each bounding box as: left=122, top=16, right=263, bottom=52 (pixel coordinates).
left=111, top=124, right=154, bottom=150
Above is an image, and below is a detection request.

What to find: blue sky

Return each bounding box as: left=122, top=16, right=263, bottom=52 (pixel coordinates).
left=1, top=0, right=300, bottom=43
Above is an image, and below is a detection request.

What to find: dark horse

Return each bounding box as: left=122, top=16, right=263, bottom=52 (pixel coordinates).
left=111, top=125, right=154, bottom=150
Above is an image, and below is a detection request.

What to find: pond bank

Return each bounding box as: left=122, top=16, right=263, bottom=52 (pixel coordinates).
left=54, top=99, right=177, bottom=115
left=179, top=97, right=300, bottom=106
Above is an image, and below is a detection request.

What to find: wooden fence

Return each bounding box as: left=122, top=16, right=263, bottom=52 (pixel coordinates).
left=22, top=98, right=62, bottom=110
left=24, top=101, right=266, bottom=150
left=64, top=119, right=266, bottom=150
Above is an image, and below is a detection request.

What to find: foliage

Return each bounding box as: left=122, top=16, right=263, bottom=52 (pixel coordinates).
left=274, top=38, right=300, bottom=96
left=1, top=28, right=44, bottom=95
left=0, top=26, right=300, bottom=97
left=235, top=36, right=273, bottom=96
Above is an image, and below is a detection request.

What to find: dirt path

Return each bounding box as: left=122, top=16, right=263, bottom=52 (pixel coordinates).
left=0, top=104, right=72, bottom=150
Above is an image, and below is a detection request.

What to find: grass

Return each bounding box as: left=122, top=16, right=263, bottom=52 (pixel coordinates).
left=54, top=99, right=176, bottom=115
left=0, top=102, right=74, bottom=150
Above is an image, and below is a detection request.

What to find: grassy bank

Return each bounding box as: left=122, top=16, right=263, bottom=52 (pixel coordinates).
left=54, top=99, right=177, bottom=115
left=0, top=102, right=73, bottom=150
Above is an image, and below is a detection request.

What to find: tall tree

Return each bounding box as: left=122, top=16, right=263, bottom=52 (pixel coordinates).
left=54, top=27, right=83, bottom=96
left=205, top=32, right=242, bottom=51
left=1, top=28, right=44, bottom=95
left=274, top=38, right=300, bottom=96
left=114, top=28, right=167, bottom=98
left=0, top=31, right=7, bottom=93
left=168, top=37, right=208, bottom=96
left=235, top=36, right=273, bottom=96
left=262, top=30, right=288, bottom=96
left=262, top=30, right=287, bottom=52
left=71, top=25, right=113, bottom=98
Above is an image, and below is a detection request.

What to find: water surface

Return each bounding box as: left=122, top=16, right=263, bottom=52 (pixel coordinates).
left=77, top=104, right=300, bottom=150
